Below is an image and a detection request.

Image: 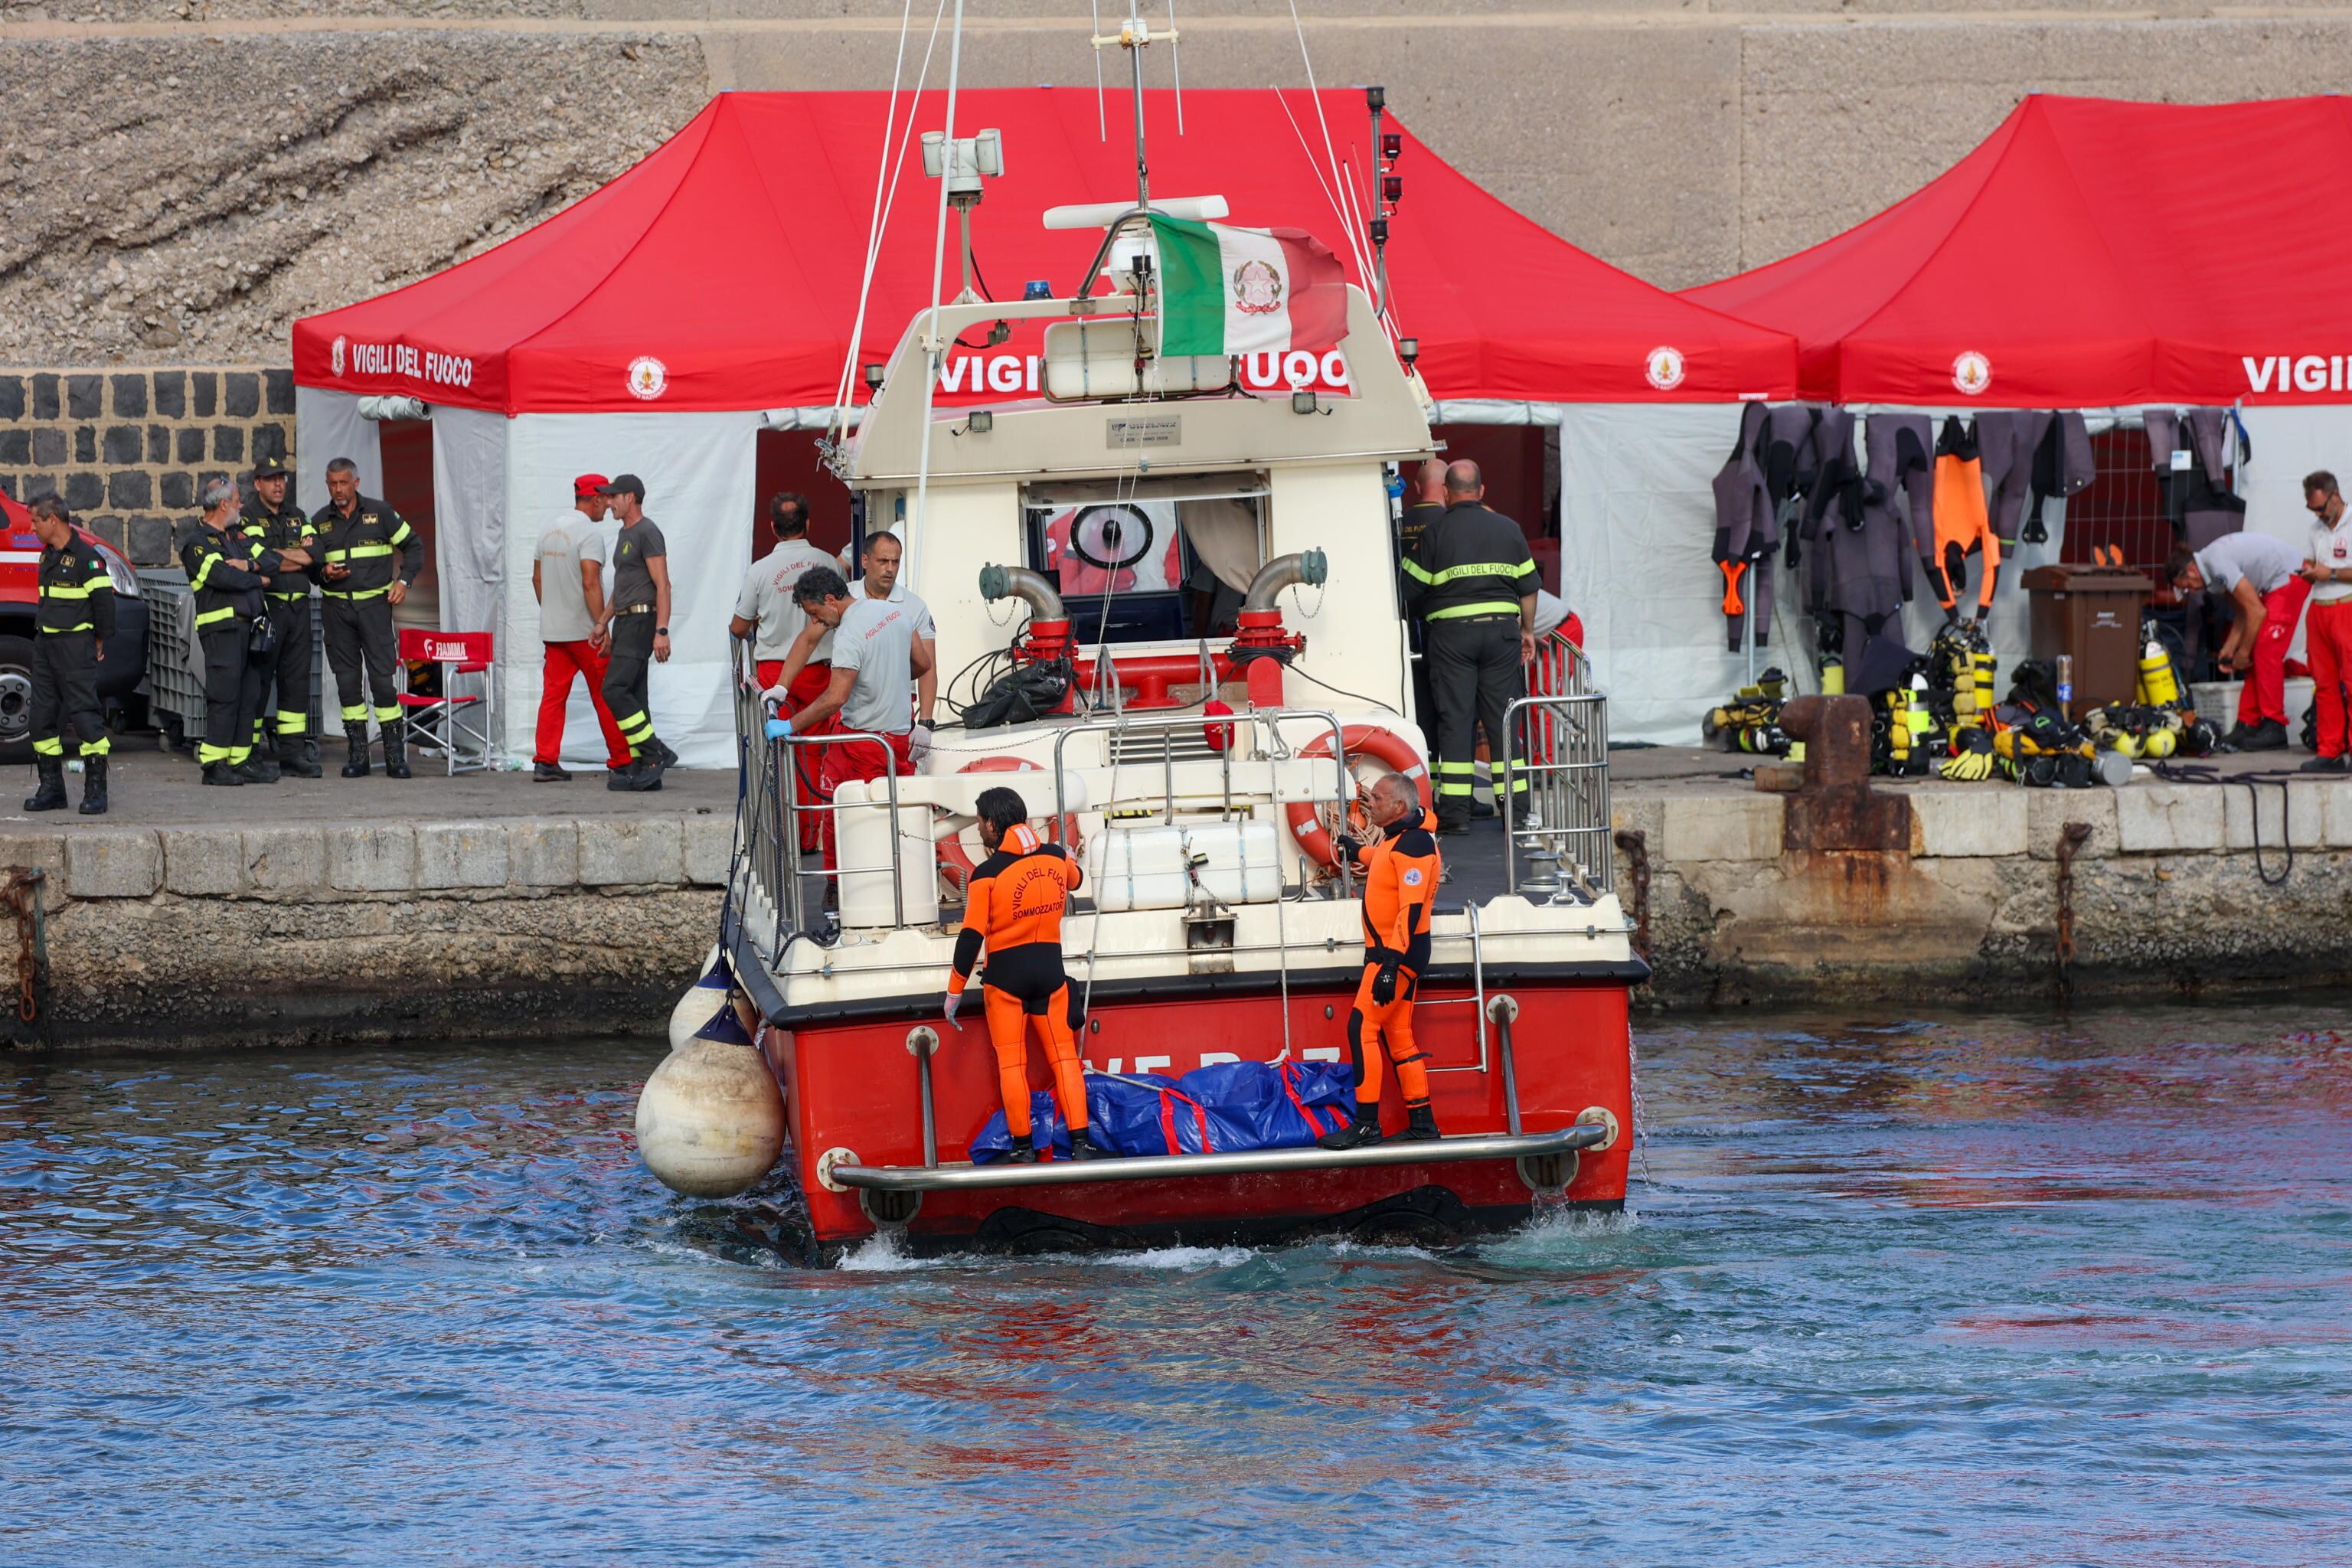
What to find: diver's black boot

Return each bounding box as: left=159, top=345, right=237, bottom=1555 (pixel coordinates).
left=21, top=757, right=66, bottom=812
left=1002, top=1140, right=1038, bottom=1165
left=1318, top=1102, right=1385, bottom=1151
left=1067, top=1127, right=1107, bottom=1161
left=76, top=755, right=108, bottom=816
left=1398, top=1102, right=1442, bottom=1142
left=381, top=718, right=412, bottom=779
left=341, top=727, right=371, bottom=779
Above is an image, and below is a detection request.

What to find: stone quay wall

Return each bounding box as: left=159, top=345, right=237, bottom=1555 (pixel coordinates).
left=0, top=365, right=293, bottom=569
left=1613, top=776, right=2352, bottom=1010
left=0, top=811, right=728, bottom=1049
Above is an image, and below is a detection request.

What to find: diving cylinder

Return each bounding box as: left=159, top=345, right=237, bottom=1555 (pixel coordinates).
left=1820, top=660, right=1846, bottom=696
left=1886, top=688, right=1910, bottom=768
left=2138, top=638, right=2181, bottom=707
left=669, top=945, right=735, bottom=1051
left=635, top=1006, right=787, bottom=1198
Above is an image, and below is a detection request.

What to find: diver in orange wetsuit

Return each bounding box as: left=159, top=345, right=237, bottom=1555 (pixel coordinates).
left=1321, top=772, right=1444, bottom=1150
left=942, top=786, right=1103, bottom=1163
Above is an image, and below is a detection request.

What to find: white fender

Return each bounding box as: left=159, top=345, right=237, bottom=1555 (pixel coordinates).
left=635, top=1008, right=786, bottom=1198
left=668, top=944, right=734, bottom=1051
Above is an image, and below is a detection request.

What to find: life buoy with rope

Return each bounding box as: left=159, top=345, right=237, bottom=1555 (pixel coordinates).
left=935, top=756, right=1083, bottom=893
left=1285, top=724, right=1433, bottom=871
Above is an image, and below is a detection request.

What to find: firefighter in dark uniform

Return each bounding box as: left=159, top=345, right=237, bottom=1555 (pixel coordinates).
left=21, top=496, right=115, bottom=816
left=1399, top=460, right=1540, bottom=834
left=177, top=476, right=282, bottom=787
left=314, top=456, right=423, bottom=779
left=240, top=456, right=322, bottom=778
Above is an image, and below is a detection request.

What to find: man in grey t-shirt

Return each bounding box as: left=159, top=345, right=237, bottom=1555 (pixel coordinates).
left=763, top=566, right=933, bottom=874
left=599, top=474, right=676, bottom=790
left=531, top=474, right=633, bottom=781
left=2170, top=531, right=2309, bottom=750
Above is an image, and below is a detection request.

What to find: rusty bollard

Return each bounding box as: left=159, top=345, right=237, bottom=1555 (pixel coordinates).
left=1774, top=694, right=1912, bottom=853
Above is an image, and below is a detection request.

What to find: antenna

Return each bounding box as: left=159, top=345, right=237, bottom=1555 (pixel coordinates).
left=1168, top=0, right=1184, bottom=132
left=1090, top=0, right=1106, bottom=139
left=1093, top=0, right=1178, bottom=210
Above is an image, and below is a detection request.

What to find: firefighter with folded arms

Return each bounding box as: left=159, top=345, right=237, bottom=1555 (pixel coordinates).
left=240, top=456, right=322, bottom=778
left=314, top=456, right=422, bottom=779
left=178, top=477, right=294, bottom=788
left=1319, top=770, right=1444, bottom=1149
left=940, top=787, right=1104, bottom=1163
left=21, top=496, right=115, bottom=815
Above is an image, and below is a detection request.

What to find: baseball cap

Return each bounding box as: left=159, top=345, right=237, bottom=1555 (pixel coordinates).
left=573, top=472, right=611, bottom=499
left=606, top=473, right=646, bottom=501
left=251, top=458, right=291, bottom=481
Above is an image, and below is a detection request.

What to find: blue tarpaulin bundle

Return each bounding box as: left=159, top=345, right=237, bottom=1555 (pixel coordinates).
left=969, top=1092, right=1073, bottom=1163
left=968, top=1061, right=1363, bottom=1163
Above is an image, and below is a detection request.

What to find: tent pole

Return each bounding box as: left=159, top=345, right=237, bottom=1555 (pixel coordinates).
left=908, top=0, right=967, bottom=586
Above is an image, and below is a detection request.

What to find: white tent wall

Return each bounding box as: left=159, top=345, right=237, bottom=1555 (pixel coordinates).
left=1555, top=403, right=1754, bottom=744
left=291, top=386, right=382, bottom=734
left=501, top=410, right=759, bottom=770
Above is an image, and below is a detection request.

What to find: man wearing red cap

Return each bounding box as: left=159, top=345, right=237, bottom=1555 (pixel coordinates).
left=529, top=474, right=633, bottom=782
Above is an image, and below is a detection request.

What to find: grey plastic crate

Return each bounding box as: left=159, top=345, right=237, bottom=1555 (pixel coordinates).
left=138, top=567, right=325, bottom=746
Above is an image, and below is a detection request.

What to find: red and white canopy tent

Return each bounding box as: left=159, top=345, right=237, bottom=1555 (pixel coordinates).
left=293, top=88, right=1798, bottom=760
left=1681, top=94, right=2352, bottom=704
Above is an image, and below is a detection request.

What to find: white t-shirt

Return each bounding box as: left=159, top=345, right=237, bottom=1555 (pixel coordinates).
left=2194, top=532, right=2301, bottom=599
left=734, top=539, right=838, bottom=663
left=830, top=594, right=923, bottom=735
left=535, top=511, right=609, bottom=644
left=2310, top=514, right=2352, bottom=604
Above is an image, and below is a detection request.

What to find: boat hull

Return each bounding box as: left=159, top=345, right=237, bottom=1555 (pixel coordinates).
left=756, top=968, right=1635, bottom=1258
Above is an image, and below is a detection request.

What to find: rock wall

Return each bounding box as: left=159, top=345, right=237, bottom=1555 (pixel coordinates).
left=0, top=366, right=291, bottom=566
left=0, top=29, right=707, bottom=365
left=11, top=5, right=2352, bottom=374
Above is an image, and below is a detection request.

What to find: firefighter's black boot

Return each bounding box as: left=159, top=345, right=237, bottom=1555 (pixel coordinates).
left=381, top=718, right=412, bottom=779
left=76, top=754, right=108, bottom=816
left=341, top=727, right=371, bottom=779
left=282, top=736, right=322, bottom=779
left=22, top=757, right=66, bottom=812
left=202, top=760, right=244, bottom=786
left=1318, top=1101, right=1386, bottom=1152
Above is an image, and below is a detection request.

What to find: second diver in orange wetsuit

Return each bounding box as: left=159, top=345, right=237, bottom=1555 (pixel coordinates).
left=942, top=786, right=1103, bottom=1163
left=1321, top=772, right=1445, bottom=1151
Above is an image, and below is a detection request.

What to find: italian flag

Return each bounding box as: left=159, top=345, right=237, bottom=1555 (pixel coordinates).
left=1148, top=216, right=1349, bottom=359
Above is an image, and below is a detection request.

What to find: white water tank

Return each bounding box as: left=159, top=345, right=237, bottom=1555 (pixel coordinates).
left=1086, top=820, right=1282, bottom=913
left=835, top=778, right=943, bottom=929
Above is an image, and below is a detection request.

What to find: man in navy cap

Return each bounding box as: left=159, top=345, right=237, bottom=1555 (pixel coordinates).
left=239, top=456, right=319, bottom=778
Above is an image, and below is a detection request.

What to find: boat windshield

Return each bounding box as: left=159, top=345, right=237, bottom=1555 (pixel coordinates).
left=1022, top=473, right=1269, bottom=644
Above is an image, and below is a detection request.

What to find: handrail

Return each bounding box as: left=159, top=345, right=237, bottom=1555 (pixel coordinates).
left=1499, top=688, right=1612, bottom=901
left=829, top=1122, right=1609, bottom=1192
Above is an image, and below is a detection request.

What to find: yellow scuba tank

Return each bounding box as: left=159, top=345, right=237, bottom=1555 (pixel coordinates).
left=1971, top=650, right=1997, bottom=724
left=1820, top=660, right=1846, bottom=696
left=2137, top=637, right=2181, bottom=707
left=1886, top=688, right=1911, bottom=767
left=1906, top=674, right=1934, bottom=756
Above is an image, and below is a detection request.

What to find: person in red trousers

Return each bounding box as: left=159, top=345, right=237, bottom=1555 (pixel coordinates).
left=2301, top=471, right=2352, bottom=773
left=2168, top=534, right=2308, bottom=752
left=529, top=475, right=632, bottom=782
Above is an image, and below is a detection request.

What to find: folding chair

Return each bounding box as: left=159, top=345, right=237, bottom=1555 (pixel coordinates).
left=397, top=628, right=498, bottom=774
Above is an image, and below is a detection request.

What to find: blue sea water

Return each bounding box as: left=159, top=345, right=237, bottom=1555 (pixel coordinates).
left=3, top=1008, right=2348, bottom=1566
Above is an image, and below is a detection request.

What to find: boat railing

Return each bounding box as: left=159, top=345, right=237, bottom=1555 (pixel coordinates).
left=1499, top=686, right=1613, bottom=901
left=1527, top=628, right=1593, bottom=701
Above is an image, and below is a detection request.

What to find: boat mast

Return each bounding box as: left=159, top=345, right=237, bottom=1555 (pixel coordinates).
left=906, top=0, right=968, bottom=586
left=1096, top=0, right=1179, bottom=212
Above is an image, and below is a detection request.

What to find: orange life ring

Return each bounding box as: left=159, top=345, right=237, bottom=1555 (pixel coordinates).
left=935, top=756, right=1083, bottom=892
left=1285, top=724, right=1433, bottom=870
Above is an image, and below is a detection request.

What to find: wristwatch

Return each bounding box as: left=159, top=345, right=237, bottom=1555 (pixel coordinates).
left=655, top=626, right=669, bottom=635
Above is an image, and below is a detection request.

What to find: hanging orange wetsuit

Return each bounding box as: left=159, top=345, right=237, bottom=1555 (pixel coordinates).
left=949, top=823, right=1089, bottom=1142
left=1346, top=807, right=1441, bottom=1115
left=1927, top=416, right=1999, bottom=618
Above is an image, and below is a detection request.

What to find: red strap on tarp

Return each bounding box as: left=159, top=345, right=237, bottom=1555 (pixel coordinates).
left=1278, top=1061, right=1346, bottom=1135
left=1155, top=1088, right=1214, bottom=1153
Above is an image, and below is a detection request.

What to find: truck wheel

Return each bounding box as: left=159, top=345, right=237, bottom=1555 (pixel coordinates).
left=0, top=635, right=34, bottom=766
